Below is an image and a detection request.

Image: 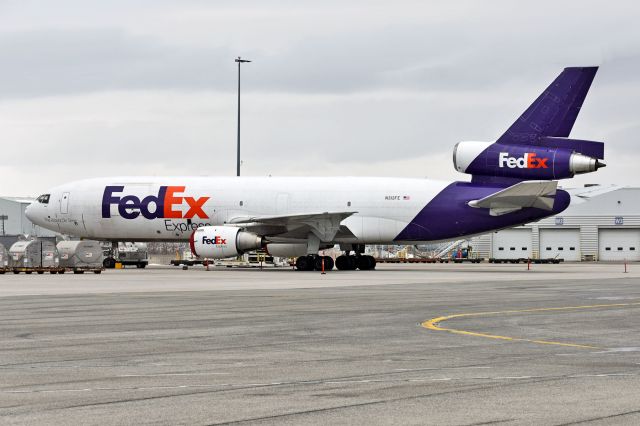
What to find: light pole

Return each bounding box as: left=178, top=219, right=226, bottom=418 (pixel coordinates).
left=235, top=56, right=251, bottom=177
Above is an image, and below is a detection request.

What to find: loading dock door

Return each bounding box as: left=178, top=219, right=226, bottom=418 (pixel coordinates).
left=491, top=229, right=531, bottom=259
left=539, top=229, right=580, bottom=261
left=598, top=229, right=640, bottom=261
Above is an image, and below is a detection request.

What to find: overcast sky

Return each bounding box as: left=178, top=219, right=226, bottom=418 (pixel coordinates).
left=1, top=0, right=639, bottom=196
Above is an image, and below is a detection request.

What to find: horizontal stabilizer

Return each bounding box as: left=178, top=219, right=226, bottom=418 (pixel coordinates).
left=468, top=180, right=558, bottom=216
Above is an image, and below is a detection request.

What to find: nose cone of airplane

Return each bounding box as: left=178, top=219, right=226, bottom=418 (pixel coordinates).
left=25, top=202, right=34, bottom=221
left=25, top=201, right=42, bottom=225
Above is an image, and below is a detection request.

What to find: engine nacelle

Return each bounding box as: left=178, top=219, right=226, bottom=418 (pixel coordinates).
left=453, top=141, right=605, bottom=180
left=190, top=226, right=263, bottom=259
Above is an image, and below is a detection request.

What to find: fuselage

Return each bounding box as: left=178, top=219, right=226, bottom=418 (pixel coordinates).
left=25, top=176, right=569, bottom=244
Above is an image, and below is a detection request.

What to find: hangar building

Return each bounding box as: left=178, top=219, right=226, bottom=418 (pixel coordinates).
left=470, top=185, right=640, bottom=261
left=0, top=196, right=57, bottom=238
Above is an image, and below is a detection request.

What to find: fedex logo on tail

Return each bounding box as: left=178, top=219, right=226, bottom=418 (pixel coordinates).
left=499, top=152, right=548, bottom=169
left=102, top=186, right=210, bottom=220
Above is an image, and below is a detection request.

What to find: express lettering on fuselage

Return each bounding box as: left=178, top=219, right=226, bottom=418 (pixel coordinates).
left=102, top=186, right=210, bottom=220
left=165, top=220, right=212, bottom=233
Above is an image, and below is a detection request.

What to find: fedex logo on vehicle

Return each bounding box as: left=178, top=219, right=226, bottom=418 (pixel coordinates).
left=102, top=186, right=210, bottom=220
left=498, top=152, right=548, bottom=169
left=202, top=236, right=226, bottom=245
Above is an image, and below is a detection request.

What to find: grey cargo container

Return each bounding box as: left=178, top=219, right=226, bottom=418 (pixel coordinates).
left=9, top=240, right=58, bottom=268
left=57, top=240, right=104, bottom=268
left=0, top=243, right=8, bottom=268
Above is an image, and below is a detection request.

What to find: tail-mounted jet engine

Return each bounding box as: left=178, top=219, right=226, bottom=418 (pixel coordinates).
left=190, top=226, right=263, bottom=259
left=453, top=138, right=605, bottom=181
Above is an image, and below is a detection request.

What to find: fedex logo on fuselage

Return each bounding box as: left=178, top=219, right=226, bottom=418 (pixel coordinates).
left=102, top=186, right=210, bottom=220
left=498, top=152, right=548, bottom=169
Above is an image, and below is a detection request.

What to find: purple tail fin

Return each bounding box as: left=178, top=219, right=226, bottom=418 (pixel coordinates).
left=497, top=67, right=598, bottom=145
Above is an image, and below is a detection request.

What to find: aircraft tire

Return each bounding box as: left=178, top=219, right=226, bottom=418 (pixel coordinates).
left=347, top=256, right=357, bottom=270
left=103, top=258, right=116, bottom=269
left=296, top=256, right=314, bottom=271
left=367, top=255, right=376, bottom=270
left=323, top=256, right=334, bottom=271
left=335, top=255, right=350, bottom=270
left=314, top=256, right=334, bottom=271
left=356, top=256, right=371, bottom=270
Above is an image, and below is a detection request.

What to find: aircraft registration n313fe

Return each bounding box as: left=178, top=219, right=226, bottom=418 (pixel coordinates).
left=26, top=67, right=606, bottom=271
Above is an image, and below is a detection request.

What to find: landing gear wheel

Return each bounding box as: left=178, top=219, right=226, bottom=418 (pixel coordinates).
left=356, top=256, right=372, bottom=270
left=347, top=256, right=357, bottom=270
left=335, top=255, right=348, bottom=270
left=314, top=256, right=334, bottom=271
left=367, top=255, right=376, bottom=270
left=324, top=256, right=334, bottom=271
left=336, top=255, right=356, bottom=270
left=296, top=255, right=315, bottom=271
left=103, top=258, right=116, bottom=269
left=136, top=263, right=147, bottom=269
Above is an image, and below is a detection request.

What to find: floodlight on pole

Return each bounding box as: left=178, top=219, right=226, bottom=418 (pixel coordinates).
left=235, top=57, right=251, bottom=177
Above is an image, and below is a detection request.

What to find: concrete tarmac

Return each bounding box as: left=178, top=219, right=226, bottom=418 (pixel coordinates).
left=1, top=263, right=640, bottom=425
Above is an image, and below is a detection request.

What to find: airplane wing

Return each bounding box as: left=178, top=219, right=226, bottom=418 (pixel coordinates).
left=468, top=180, right=558, bottom=216
left=229, top=211, right=357, bottom=241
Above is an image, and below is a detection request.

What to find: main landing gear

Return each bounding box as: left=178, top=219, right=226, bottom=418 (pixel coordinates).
left=335, top=254, right=376, bottom=271
left=295, top=255, right=334, bottom=272
left=294, top=254, right=376, bottom=271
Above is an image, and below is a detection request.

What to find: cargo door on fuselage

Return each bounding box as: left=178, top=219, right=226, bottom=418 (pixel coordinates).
left=60, top=192, right=70, bottom=214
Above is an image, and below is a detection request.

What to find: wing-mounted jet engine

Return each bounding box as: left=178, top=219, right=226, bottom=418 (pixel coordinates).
left=190, top=226, right=263, bottom=258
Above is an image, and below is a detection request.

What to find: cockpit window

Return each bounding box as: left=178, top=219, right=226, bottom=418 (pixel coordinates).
left=36, top=194, right=50, bottom=204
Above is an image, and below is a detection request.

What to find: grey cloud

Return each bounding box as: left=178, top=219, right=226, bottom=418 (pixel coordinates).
left=0, top=29, right=238, bottom=98
left=4, top=11, right=639, bottom=100
left=1, top=0, right=640, bottom=196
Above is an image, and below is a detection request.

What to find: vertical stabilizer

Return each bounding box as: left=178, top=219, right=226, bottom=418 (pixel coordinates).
left=497, top=67, right=598, bottom=145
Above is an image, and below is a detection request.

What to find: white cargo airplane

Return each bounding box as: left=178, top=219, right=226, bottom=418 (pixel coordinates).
left=26, top=67, right=605, bottom=271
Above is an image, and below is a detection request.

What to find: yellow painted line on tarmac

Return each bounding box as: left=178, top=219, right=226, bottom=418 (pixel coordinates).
left=422, top=302, right=640, bottom=349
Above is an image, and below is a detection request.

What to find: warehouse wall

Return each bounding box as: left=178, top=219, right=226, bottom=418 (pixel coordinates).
left=470, top=187, right=640, bottom=261
left=0, top=198, right=58, bottom=237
